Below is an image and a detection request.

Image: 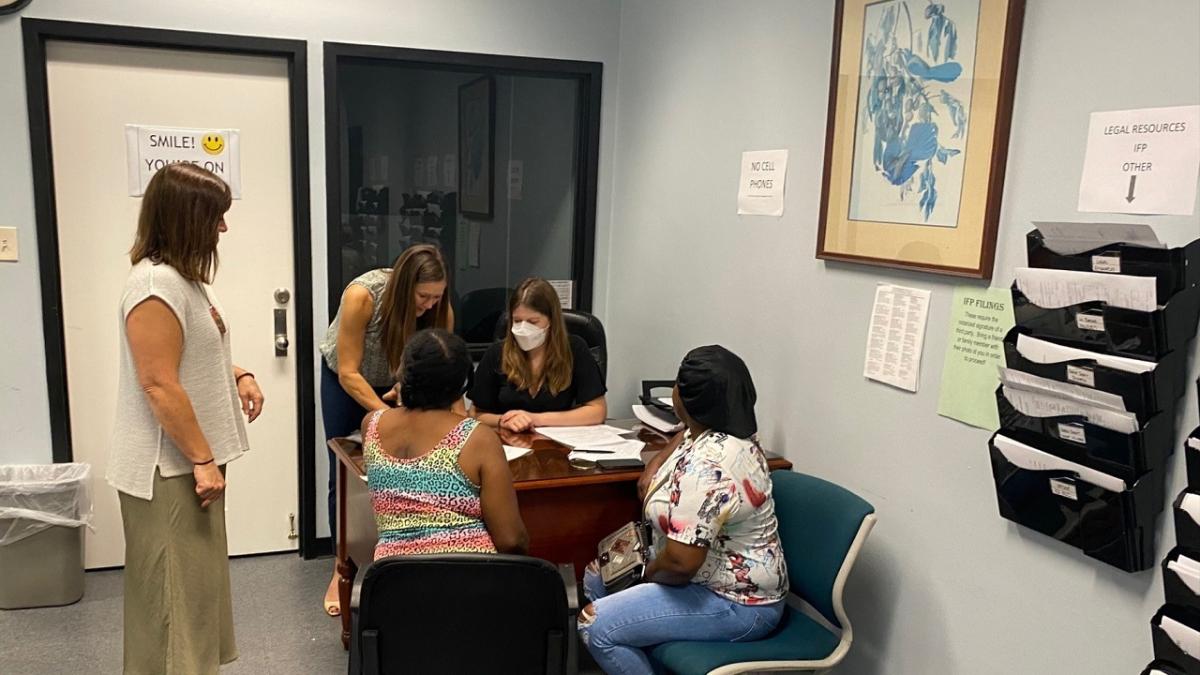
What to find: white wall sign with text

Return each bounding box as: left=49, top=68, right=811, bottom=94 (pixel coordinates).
left=125, top=125, right=241, bottom=198
left=1078, top=105, right=1200, bottom=216
left=737, top=149, right=789, bottom=216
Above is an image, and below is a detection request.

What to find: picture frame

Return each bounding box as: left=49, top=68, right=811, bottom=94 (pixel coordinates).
left=816, top=0, right=1026, bottom=279
left=458, top=75, right=495, bottom=220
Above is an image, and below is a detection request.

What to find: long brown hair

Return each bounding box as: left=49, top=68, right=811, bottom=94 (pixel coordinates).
left=501, top=277, right=573, bottom=395
left=130, top=163, right=231, bottom=283
left=379, top=244, right=451, bottom=372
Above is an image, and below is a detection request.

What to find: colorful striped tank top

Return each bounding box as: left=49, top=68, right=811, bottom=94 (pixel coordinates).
left=365, top=410, right=497, bottom=560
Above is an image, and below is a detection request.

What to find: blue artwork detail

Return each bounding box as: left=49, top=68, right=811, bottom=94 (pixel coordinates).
left=861, top=1, right=967, bottom=220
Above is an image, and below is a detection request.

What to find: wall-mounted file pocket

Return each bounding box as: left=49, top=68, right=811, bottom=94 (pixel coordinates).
left=1164, top=548, right=1200, bottom=615
left=1187, top=430, right=1200, bottom=490
left=1143, top=659, right=1190, bottom=675
left=1004, top=327, right=1185, bottom=421
left=1153, top=605, right=1200, bottom=675
left=995, top=387, right=1172, bottom=482
left=1026, top=230, right=1200, bottom=299
left=1175, top=491, right=1200, bottom=553
left=1011, top=285, right=1200, bottom=360
left=989, top=433, right=1161, bottom=572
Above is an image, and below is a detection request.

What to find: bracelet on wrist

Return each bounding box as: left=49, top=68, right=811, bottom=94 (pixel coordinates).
left=236, top=372, right=255, bottom=383
left=194, top=457, right=215, bottom=466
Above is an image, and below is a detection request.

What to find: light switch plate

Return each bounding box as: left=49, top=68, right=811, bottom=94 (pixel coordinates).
left=0, top=227, right=17, bottom=262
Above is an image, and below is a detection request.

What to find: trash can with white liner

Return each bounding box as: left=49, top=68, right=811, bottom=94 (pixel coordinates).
left=0, top=463, right=93, bottom=609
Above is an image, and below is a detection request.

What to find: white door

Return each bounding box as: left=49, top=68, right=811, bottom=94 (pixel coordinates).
left=46, top=41, right=300, bottom=568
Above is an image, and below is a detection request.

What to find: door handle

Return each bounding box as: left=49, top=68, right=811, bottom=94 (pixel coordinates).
left=274, top=288, right=290, bottom=357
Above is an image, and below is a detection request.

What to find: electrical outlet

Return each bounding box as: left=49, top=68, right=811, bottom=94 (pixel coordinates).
left=0, top=227, right=17, bottom=262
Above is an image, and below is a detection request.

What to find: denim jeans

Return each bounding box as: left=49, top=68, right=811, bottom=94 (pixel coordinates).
left=319, top=363, right=392, bottom=540
left=579, top=567, right=783, bottom=675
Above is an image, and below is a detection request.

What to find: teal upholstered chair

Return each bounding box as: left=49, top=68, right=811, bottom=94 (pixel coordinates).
left=648, top=470, right=877, bottom=675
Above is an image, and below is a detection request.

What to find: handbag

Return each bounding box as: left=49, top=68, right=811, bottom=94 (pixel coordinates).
left=596, top=470, right=671, bottom=592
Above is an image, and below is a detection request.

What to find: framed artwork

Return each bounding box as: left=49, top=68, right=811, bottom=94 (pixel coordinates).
left=816, top=0, right=1025, bottom=278
left=458, top=75, right=495, bottom=220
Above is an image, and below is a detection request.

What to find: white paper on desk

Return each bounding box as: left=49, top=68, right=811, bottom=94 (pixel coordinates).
left=999, top=385, right=1139, bottom=433
left=1161, top=614, right=1200, bottom=659
left=345, top=431, right=363, bottom=445
left=1033, top=221, right=1163, bottom=255
left=1014, top=333, right=1157, bottom=374
left=1181, top=493, right=1200, bottom=526
left=568, top=439, right=645, bottom=462
left=992, top=433, right=1126, bottom=492
left=863, top=283, right=931, bottom=393
left=503, top=445, right=533, bottom=462
left=999, top=367, right=1128, bottom=411
left=1014, top=267, right=1158, bottom=311
left=534, top=425, right=632, bottom=448
left=632, top=405, right=684, bottom=434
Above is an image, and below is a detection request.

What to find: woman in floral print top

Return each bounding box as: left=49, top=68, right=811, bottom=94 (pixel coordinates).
left=579, top=346, right=787, bottom=674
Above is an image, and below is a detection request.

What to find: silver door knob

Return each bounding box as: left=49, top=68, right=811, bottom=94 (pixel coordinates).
left=275, top=335, right=290, bottom=352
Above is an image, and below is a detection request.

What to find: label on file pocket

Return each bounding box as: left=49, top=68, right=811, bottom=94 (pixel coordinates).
left=1091, top=254, right=1121, bottom=274
left=1075, top=313, right=1106, bottom=332
left=1066, top=364, right=1096, bottom=387
left=1049, top=478, right=1079, bottom=501
left=1058, top=422, right=1087, bottom=444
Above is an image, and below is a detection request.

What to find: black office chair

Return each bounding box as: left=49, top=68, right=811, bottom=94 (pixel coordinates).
left=493, top=309, right=607, bottom=383
left=349, top=554, right=579, bottom=675
left=459, top=287, right=513, bottom=357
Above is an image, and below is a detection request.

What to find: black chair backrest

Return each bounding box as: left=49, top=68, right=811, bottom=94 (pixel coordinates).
left=459, top=287, right=513, bottom=345
left=493, top=309, right=607, bottom=383
left=355, top=554, right=570, bottom=675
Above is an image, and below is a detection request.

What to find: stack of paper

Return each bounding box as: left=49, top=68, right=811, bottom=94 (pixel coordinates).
left=992, top=434, right=1125, bottom=491
left=1034, top=221, right=1163, bottom=255
left=503, top=445, right=533, bottom=462
left=998, top=367, right=1138, bottom=433
left=632, top=404, right=683, bottom=434
left=1014, top=266, right=1158, bottom=311
left=1015, top=333, right=1157, bottom=374
left=533, top=424, right=645, bottom=461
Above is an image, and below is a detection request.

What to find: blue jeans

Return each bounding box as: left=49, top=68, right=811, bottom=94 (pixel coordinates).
left=580, top=567, right=783, bottom=675
left=319, top=363, right=392, bottom=540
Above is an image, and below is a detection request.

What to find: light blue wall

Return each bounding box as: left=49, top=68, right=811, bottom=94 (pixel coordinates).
left=602, top=1, right=1200, bottom=673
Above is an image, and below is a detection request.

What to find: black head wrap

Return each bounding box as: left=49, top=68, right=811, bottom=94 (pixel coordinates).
left=675, top=345, right=757, bottom=438
left=398, top=329, right=474, bottom=410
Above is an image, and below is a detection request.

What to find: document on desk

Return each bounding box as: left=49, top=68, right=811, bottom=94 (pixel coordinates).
left=503, top=445, right=533, bottom=462
left=863, top=283, right=931, bottom=392
left=345, top=431, right=363, bottom=445
left=567, top=439, right=646, bottom=462
left=1015, top=333, right=1157, bottom=373
left=1014, top=266, right=1158, bottom=311
left=993, top=434, right=1126, bottom=491
left=534, top=425, right=633, bottom=448
left=1034, top=221, right=1163, bottom=255
left=632, top=404, right=684, bottom=434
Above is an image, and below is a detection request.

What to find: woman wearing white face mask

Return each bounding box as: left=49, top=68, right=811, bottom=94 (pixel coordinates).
left=470, top=277, right=607, bottom=432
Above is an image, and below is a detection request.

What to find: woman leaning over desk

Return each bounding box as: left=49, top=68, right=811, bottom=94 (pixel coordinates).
left=318, top=243, right=453, bottom=615
left=110, top=163, right=264, bottom=674
left=578, top=346, right=788, bottom=675
left=470, top=277, right=607, bottom=432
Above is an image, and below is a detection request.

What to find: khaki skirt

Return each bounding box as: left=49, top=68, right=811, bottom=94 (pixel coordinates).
left=118, top=468, right=236, bottom=675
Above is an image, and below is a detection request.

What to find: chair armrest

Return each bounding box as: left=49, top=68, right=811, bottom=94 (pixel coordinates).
left=557, top=563, right=579, bottom=613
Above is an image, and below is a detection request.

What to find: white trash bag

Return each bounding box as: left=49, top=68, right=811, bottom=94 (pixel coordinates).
left=0, top=463, right=94, bottom=546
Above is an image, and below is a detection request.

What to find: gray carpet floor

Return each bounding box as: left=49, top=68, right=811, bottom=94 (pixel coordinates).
left=0, top=553, right=350, bottom=674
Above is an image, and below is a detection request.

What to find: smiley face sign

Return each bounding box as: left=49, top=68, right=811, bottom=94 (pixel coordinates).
left=201, top=133, right=226, bottom=156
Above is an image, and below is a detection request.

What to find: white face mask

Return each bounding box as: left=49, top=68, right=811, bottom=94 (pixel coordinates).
left=511, top=321, right=547, bottom=352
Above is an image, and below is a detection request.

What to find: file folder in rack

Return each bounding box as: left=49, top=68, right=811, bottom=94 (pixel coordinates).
left=1026, top=229, right=1200, bottom=300
left=1152, top=605, right=1200, bottom=675
left=1187, top=429, right=1200, bottom=490
left=989, top=433, right=1162, bottom=572
left=1003, top=327, right=1186, bottom=421
left=995, top=386, right=1173, bottom=483
left=1142, top=660, right=1189, bottom=675
left=1163, top=547, right=1200, bottom=615
left=1175, top=490, right=1200, bottom=554
left=1011, top=285, right=1200, bottom=360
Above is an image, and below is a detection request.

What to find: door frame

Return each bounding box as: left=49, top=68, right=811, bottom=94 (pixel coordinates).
left=322, top=42, right=604, bottom=317
left=22, top=19, right=322, bottom=557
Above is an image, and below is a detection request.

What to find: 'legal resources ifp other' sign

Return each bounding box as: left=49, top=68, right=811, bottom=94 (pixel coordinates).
left=125, top=125, right=242, bottom=198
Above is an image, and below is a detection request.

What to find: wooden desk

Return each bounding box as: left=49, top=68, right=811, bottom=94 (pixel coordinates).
left=329, top=423, right=792, bottom=648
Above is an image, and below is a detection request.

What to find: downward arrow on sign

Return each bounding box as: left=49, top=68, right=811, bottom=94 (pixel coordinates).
left=1125, top=174, right=1137, bottom=203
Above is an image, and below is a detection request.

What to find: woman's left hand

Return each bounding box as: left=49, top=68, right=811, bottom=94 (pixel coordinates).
left=237, top=376, right=265, bottom=423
